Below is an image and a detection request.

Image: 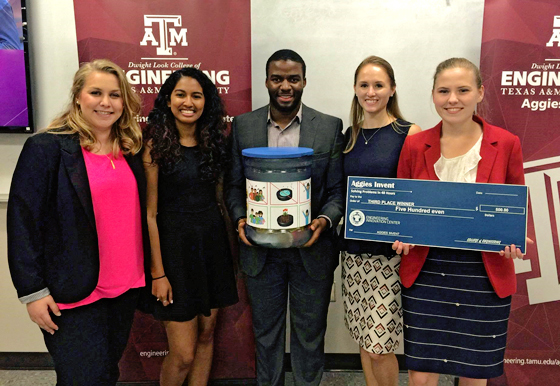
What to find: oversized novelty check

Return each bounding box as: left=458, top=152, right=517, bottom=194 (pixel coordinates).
left=345, top=177, right=528, bottom=253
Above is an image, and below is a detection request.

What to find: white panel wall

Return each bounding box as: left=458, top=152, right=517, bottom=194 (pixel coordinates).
left=0, top=0, right=78, bottom=352
left=251, top=0, right=485, bottom=354
left=0, top=0, right=484, bottom=353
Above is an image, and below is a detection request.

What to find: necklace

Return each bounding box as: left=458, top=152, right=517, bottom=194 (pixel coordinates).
left=105, top=154, right=116, bottom=169
left=361, top=127, right=382, bottom=145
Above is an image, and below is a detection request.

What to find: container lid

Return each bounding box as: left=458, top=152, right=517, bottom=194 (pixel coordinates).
left=242, top=147, right=314, bottom=159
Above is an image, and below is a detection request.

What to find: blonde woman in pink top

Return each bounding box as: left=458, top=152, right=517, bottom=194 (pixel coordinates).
left=7, top=59, right=150, bottom=386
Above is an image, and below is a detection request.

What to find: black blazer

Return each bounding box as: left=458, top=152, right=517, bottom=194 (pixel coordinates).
left=7, top=132, right=150, bottom=304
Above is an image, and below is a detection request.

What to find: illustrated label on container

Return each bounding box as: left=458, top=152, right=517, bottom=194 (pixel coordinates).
left=247, top=178, right=311, bottom=230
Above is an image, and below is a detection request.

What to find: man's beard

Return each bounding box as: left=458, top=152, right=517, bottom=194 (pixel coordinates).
left=269, top=90, right=302, bottom=114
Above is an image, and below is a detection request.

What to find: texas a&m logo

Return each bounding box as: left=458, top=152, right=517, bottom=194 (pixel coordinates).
left=140, top=15, right=188, bottom=56
left=546, top=16, right=560, bottom=47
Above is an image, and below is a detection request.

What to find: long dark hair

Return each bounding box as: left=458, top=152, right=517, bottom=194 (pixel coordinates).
left=144, top=67, right=228, bottom=182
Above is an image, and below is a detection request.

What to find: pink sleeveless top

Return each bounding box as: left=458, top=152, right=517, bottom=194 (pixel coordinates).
left=58, top=149, right=145, bottom=310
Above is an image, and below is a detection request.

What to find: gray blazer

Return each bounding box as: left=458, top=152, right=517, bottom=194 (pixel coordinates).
left=224, top=104, right=344, bottom=280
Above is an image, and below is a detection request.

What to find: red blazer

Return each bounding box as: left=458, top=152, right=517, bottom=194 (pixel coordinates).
left=397, top=115, right=524, bottom=298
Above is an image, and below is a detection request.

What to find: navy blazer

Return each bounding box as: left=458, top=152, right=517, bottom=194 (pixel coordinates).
left=7, top=132, right=150, bottom=304
left=224, top=104, right=345, bottom=280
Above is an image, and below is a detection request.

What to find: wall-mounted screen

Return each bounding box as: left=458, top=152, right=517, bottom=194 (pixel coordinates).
left=0, top=0, right=32, bottom=133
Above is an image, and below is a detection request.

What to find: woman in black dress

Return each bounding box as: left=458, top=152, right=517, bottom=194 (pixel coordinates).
left=143, top=67, right=238, bottom=386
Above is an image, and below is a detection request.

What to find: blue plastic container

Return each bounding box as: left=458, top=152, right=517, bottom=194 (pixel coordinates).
left=242, top=147, right=313, bottom=248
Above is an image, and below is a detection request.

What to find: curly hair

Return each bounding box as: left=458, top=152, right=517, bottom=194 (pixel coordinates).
left=45, top=59, right=142, bottom=156
left=144, top=67, right=229, bottom=182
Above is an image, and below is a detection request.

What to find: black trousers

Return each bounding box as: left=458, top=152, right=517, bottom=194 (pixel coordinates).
left=42, top=288, right=139, bottom=386
left=245, top=249, right=333, bottom=386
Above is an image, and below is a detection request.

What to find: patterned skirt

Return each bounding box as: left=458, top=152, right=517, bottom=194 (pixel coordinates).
left=341, top=251, right=403, bottom=354
left=402, top=247, right=511, bottom=379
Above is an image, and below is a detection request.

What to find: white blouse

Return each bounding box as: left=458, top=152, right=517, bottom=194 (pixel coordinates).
left=434, top=134, right=483, bottom=183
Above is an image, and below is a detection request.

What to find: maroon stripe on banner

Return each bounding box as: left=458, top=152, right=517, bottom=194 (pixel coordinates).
left=524, top=162, right=560, bottom=174
left=545, top=174, right=560, bottom=276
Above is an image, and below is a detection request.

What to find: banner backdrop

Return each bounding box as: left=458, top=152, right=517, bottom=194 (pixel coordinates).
left=73, top=0, right=254, bottom=381
left=481, top=0, right=560, bottom=384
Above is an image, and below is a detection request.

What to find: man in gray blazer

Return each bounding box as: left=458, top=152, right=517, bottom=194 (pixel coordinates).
left=224, top=49, right=344, bottom=386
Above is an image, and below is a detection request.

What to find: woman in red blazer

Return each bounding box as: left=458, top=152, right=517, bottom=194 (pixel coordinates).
left=393, top=58, right=527, bottom=386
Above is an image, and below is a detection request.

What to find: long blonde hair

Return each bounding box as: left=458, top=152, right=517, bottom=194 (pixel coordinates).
left=45, top=59, right=142, bottom=156
left=345, top=56, right=406, bottom=153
